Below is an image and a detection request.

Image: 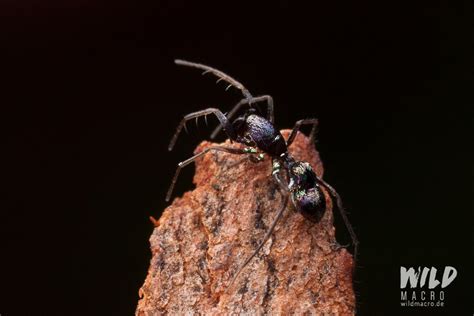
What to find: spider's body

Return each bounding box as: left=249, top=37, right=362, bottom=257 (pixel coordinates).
left=239, top=112, right=288, bottom=156
left=166, top=59, right=358, bottom=287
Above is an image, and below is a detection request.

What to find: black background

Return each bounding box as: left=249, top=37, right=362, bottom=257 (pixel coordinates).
left=2, top=0, right=472, bottom=315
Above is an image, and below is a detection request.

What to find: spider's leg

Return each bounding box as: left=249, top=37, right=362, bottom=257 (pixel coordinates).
left=175, top=59, right=253, bottom=100
left=168, top=108, right=236, bottom=152
left=286, top=118, right=319, bottom=146
left=228, top=167, right=289, bottom=289
left=165, top=146, right=253, bottom=202
left=317, top=177, right=359, bottom=267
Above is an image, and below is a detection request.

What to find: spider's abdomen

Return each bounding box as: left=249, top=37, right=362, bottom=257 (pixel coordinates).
left=288, top=161, right=326, bottom=222
left=292, top=187, right=326, bottom=223
left=245, top=114, right=287, bottom=156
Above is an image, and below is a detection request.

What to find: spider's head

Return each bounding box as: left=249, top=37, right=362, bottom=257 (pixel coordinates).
left=288, top=161, right=326, bottom=223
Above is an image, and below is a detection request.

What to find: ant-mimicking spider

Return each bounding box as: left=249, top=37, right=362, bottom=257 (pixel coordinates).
left=166, top=59, right=358, bottom=287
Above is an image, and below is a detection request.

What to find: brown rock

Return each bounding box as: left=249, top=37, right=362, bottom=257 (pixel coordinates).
left=137, top=130, right=355, bottom=315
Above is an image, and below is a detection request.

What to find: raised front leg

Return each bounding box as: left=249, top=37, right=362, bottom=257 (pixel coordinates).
left=175, top=59, right=253, bottom=100
left=168, top=108, right=236, bottom=152
left=286, top=118, right=319, bottom=147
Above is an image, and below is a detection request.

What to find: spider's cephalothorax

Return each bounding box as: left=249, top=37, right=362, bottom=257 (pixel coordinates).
left=239, top=111, right=288, bottom=156
left=166, top=59, right=358, bottom=288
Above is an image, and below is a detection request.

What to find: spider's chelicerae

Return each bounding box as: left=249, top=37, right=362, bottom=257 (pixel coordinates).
left=166, top=59, right=358, bottom=287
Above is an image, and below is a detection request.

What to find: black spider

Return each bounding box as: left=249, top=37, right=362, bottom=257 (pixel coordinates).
left=166, top=59, right=358, bottom=286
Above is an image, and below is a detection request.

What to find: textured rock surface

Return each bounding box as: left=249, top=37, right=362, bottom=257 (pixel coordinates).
left=137, top=130, right=355, bottom=315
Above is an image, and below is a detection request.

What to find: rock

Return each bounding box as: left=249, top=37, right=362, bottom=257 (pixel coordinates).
left=136, top=130, right=355, bottom=315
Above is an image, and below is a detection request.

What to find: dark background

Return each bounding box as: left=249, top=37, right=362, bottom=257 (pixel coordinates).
left=2, top=0, right=472, bottom=315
